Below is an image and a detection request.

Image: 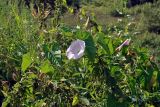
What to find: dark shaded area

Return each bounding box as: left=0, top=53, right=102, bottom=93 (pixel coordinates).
left=21, top=0, right=81, bottom=28
left=143, top=0, right=160, bottom=34
left=24, top=0, right=80, bottom=13
left=127, top=0, right=156, bottom=7
left=0, top=93, right=4, bottom=107
left=149, top=27, right=160, bottom=34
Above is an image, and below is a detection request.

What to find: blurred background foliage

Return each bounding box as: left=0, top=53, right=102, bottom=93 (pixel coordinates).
left=0, top=0, right=160, bottom=107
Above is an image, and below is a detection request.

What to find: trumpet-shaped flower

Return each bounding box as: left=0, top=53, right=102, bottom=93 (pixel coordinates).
left=116, top=39, right=131, bottom=51
left=66, top=40, right=85, bottom=60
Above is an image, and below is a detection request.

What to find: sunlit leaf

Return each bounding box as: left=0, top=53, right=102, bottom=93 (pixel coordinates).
left=97, top=32, right=113, bottom=55
left=76, top=30, right=90, bottom=40
left=80, top=97, right=90, bottom=106
left=21, top=52, right=33, bottom=72
left=108, top=39, right=114, bottom=55
left=72, top=95, right=79, bottom=106
left=40, top=60, right=54, bottom=74
left=35, top=100, right=46, bottom=107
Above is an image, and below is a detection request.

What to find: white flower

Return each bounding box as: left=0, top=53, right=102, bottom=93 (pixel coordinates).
left=76, top=25, right=80, bottom=29
left=66, top=40, right=85, bottom=60
left=118, top=18, right=122, bottom=22
left=40, top=52, right=45, bottom=57
left=116, top=39, right=131, bottom=51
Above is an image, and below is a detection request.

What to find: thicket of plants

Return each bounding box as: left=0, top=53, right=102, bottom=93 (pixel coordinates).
left=143, top=0, right=160, bottom=34
left=0, top=0, right=160, bottom=107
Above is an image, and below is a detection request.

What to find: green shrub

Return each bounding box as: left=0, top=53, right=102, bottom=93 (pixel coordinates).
left=1, top=0, right=160, bottom=107
left=143, top=1, right=160, bottom=34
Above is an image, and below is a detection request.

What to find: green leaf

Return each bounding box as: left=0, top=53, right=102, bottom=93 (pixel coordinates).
left=40, top=60, right=54, bottom=74
left=97, top=33, right=113, bottom=55
left=2, top=96, right=11, bottom=107
left=80, top=97, right=90, bottom=106
left=35, top=100, right=46, bottom=107
left=107, top=93, right=129, bottom=107
left=76, top=30, right=90, bottom=40
left=43, top=43, right=62, bottom=66
left=85, top=36, right=96, bottom=61
left=72, top=95, right=79, bottom=106
left=21, top=52, right=33, bottom=72
left=108, top=39, right=114, bottom=55
left=128, top=77, right=136, bottom=95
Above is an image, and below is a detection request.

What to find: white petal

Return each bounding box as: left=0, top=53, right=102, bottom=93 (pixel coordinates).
left=66, top=39, right=85, bottom=60
left=67, top=52, right=75, bottom=59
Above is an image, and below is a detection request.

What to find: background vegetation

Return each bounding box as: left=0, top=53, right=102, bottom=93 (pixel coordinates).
left=0, top=0, right=160, bottom=107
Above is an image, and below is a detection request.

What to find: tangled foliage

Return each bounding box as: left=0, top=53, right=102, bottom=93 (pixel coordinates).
left=6, top=0, right=80, bottom=28
left=0, top=0, right=160, bottom=107
left=126, top=0, right=156, bottom=8
left=143, top=0, right=160, bottom=34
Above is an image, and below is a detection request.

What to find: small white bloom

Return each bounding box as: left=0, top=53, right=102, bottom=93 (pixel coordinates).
left=126, top=15, right=131, bottom=17
left=17, top=52, right=22, bottom=56
left=118, top=18, right=122, bottom=22
left=43, top=30, right=48, bottom=33
left=37, top=43, right=40, bottom=48
left=76, top=25, right=80, bottom=29
left=40, top=52, right=45, bottom=57
left=66, top=39, right=85, bottom=60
